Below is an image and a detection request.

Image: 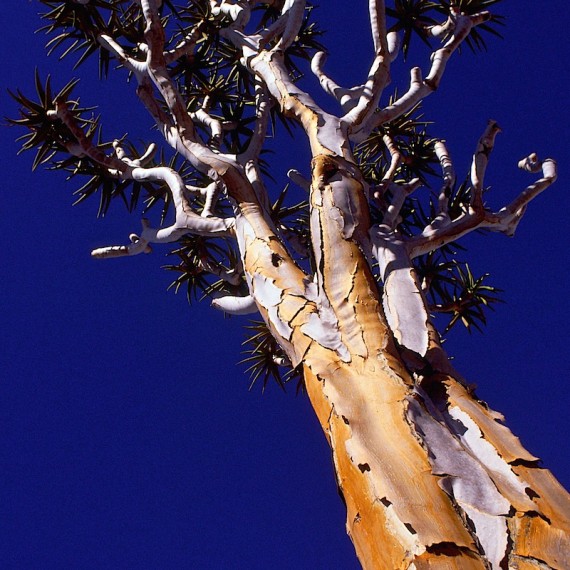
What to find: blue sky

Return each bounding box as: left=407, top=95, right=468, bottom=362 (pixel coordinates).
left=1, top=2, right=569, bottom=568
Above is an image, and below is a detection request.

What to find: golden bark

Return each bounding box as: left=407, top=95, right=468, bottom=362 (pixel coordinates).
left=260, top=155, right=570, bottom=569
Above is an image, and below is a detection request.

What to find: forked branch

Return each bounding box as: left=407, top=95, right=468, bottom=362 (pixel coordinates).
left=312, top=0, right=399, bottom=128
left=408, top=125, right=557, bottom=258
left=90, top=143, right=236, bottom=259
left=355, top=8, right=492, bottom=142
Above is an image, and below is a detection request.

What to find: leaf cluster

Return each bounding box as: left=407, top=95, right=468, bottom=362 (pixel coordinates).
left=39, top=1, right=144, bottom=77
left=387, top=0, right=504, bottom=58
left=8, top=72, right=173, bottom=218
left=9, top=72, right=84, bottom=170
left=241, top=321, right=304, bottom=393
left=163, top=234, right=242, bottom=304
left=418, top=258, right=503, bottom=332
left=356, top=99, right=437, bottom=187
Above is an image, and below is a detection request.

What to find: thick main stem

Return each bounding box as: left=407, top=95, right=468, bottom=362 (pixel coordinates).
left=303, top=365, right=488, bottom=569
left=297, top=159, right=570, bottom=569
left=303, top=157, right=485, bottom=567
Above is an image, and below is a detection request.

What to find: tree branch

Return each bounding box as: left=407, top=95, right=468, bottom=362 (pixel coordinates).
left=214, top=0, right=350, bottom=158
left=310, top=1, right=399, bottom=127
left=368, top=0, right=388, bottom=56
left=211, top=293, right=258, bottom=315
left=274, top=0, right=306, bottom=52
left=423, top=140, right=455, bottom=232
left=470, top=120, right=501, bottom=209
left=48, top=103, right=237, bottom=258
left=98, top=34, right=147, bottom=80
left=210, top=0, right=252, bottom=31
left=287, top=169, right=311, bottom=192
left=97, top=32, right=182, bottom=154
left=310, top=51, right=361, bottom=112
left=380, top=133, right=402, bottom=184
left=408, top=126, right=557, bottom=257
left=490, top=155, right=557, bottom=236
left=189, top=97, right=233, bottom=150
left=355, top=8, right=492, bottom=142
left=140, top=0, right=198, bottom=142
left=91, top=143, right=236, bottom=259
left=343, top=0, right=396, bottom=135
left=164, top=25, right=204, bottom=64
left=50, top=100, right=128, bottom=175
left=240, top=80, right=272, bottom=163
left=184, top=181, right=224, bottom=218
left=435, top=139, right=455, bottom=215
left=380, top=178, right=422, bottom=229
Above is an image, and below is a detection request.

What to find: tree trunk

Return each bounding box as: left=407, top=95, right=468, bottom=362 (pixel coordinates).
left=303, top=361, right=570, bottom=569
left=294, top=155, right=570, bottom=569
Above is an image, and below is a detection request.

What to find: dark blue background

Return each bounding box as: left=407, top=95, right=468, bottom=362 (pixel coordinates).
left=1, top=2, right=569, bottom=568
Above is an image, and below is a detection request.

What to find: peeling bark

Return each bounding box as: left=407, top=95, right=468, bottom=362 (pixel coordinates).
left=287, top=154, right=570, bottom=569
left=301, top=357, right=570, bottom=569
left=56, top=3, right=570, bottom=568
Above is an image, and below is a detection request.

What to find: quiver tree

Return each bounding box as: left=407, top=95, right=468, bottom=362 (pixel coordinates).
left=10, top=1, right=570, bottom=568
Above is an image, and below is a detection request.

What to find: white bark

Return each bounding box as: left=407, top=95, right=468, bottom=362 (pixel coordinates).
left=354, top=10, right=492, bottom=143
